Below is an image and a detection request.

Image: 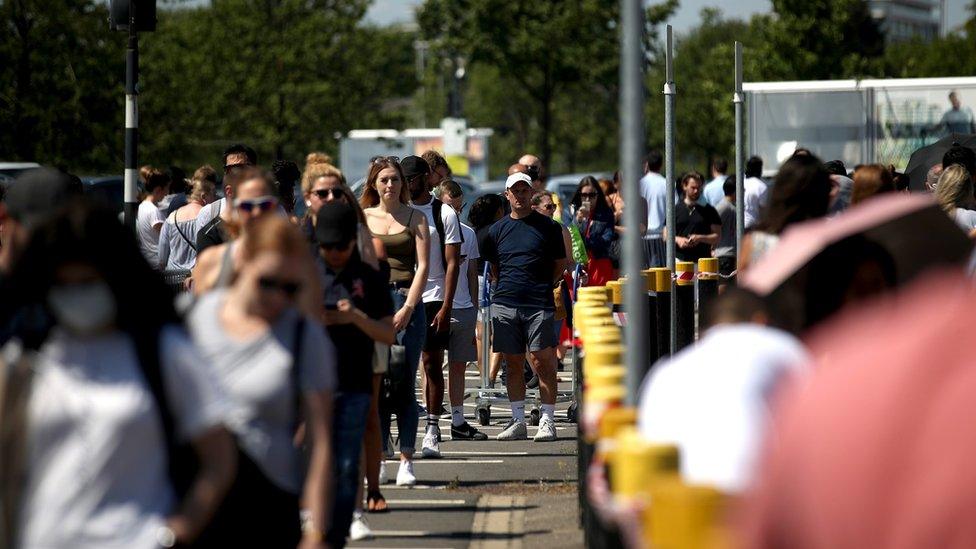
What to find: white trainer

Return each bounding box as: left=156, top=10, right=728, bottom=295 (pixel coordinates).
left=534, top=415, right=558, bottom=442
left=396, top=460, right=416, bottom=486
left=349, top=511, right=372, bottom=541
left=496, top=419, right=528, bottom=441
left=378, top=461, right=389, bottom=484
left=421, top=426, right=441, bottom=458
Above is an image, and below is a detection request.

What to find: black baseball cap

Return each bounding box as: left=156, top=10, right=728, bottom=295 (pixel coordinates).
left=315, top=201, right=358, bottom=247
left=5, top=168, right=76, bottom=227
left=400, top=156, right=430, bottom=180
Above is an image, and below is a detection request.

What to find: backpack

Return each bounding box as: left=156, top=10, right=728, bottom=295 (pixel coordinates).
left=430, top=198, right=464, bottom=273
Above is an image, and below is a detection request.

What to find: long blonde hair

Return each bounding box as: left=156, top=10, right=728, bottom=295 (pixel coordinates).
left=934, top=164, right=974, bottom=213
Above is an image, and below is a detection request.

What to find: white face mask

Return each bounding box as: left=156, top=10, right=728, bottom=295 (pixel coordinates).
left=47, top=282, right=117, bottom=336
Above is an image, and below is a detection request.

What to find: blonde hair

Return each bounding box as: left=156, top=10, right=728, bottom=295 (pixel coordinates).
left=934, top=164, right=974, bottom=214
left=305, top=152, right=332, bottom=167
left=302, top=158, right=345, bottom=195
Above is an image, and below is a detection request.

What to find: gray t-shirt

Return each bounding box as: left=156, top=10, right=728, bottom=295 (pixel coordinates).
left=17, top=327, right=227, bottom=549
left=187, top=290, right=337, bottom=493
left=715, top=198, right=736, bottom=258
left=953, top=208, right=976, bottom=233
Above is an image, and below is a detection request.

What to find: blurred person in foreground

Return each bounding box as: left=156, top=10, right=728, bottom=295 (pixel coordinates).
left=740, top=271, right=976, bottom=549
left=186, top=215, right=335, bottom=548
left=314, top=202, right=394, bottom=546
left=1, top=199, right=235, bottom=548
left=739, top=154, right=832, bottom=272
left=638, top=288, right=808, bottom=493
left=934, top=165, right=976, bottom=236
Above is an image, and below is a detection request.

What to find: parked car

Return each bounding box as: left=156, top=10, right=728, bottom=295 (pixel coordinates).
left=81, top=175, right=124, bottom=212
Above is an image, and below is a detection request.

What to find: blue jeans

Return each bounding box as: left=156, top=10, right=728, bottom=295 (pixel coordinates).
left=381, top=288, right=425, bottom=453
left=327, top=392, right=371, bottom=548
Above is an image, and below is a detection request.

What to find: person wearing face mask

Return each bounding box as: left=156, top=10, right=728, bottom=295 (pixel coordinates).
left=186, top=215, right=336, bottom=548
left=191, top=168, right=286, bottom=298
left=0, top=199, right=237, bottom=549
left=362, top=157, right=430, bottom=487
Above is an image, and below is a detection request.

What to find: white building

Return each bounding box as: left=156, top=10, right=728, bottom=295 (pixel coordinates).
left=867, top=0, right=941, bottom=42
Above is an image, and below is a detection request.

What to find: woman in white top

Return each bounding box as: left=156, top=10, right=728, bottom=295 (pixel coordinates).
left=158, top=166, right=218, bottom=271
left=1, top=200, right=236, bottom=549
left=934, top=164, right=976, bottom=238
left=186, top=215, right=335, bottom=548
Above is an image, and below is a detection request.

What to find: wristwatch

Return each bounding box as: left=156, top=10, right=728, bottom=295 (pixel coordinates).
left=156, top=525, right=176, bottom=548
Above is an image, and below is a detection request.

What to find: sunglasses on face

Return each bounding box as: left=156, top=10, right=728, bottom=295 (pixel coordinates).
left=312, top=188, right=344, bottom=200
left=320, top=241, right=353, bottom=252
left=257, top=276, right=302, bottom=298
left=580, top=192, right=598, bottom=199
left=235, top=196, right=278, bottom=213
left=371, top=155, right=401, bottom=165
left=542, top=203, right=556, bottom=211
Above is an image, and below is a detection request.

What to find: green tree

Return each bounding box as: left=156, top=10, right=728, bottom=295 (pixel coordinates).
left=0, top=0, right=123, bottom=171
left=417, top=0, right=677, bottom=173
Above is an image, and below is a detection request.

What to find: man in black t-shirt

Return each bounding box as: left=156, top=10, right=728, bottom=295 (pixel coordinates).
left=317, top=202, right=395, bottom=548
left=481, top=172, right=567, bottom=442
left=672, top=172, right=722, bottom=263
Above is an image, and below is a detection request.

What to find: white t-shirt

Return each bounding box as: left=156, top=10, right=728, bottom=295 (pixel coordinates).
left=743, top=176, right=769, bottom=229
left=414, top=200, right=463, bottom=303
left=453, top=223, right=479, bottom=310
left=953, top=208, right=976, bottom=233
left=637, top=324, right=808, bottom=493
left=640, top=171, right=668, bottom=235
left=136, top=199, right=166, bottom=266
left=17, top=327, right=227, bottom=549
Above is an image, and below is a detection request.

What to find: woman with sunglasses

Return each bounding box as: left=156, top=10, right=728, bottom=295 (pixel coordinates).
left=192, top=168, right=289, bottom=298
left=361, top=157, right=430, bottom=487
left=186, top=215, right=335, bottom=548
left=570, top=176, right=618, bottom=286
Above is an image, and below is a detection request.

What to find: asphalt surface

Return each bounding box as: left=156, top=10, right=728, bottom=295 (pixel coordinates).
left=349, top=365, right=583, bottom=549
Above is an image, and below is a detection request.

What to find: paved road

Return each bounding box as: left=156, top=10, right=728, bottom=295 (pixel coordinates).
left=351, top=367, right=583, bottom=548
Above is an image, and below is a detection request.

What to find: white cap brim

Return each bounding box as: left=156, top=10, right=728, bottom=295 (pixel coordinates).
left=505, top=172, right=533, bottom=189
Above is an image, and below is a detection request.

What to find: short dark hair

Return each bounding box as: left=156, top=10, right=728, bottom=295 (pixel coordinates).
left=712, top=157, right=728, bottom=174
left=222, top=143, right=257, bottom=167
left=745, top=156, right=763, bottom=178
left=468, top=193, right=505, bottom=229
left=645, top=150, right=663, bottom=172
left=723, top=175, right=736, bottom=197
left=422, top=150, right=450, bottom=173
left=272, top=160, right=301, bottom=186
left=823, top=160, right=847, bottom=177
left=144, top=169, right=169, bottom=193
left=942, top=145, right=976, bottom=177
left=703, top=286, right=768, bottom=330
left=167, top=166, right=187, bottom=194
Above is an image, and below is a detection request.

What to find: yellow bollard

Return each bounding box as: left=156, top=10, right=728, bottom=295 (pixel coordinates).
left=583, top=343, right=624, bottom=370
left=584, top=326, right=621, bottom=345
left=582, top=384, right=626, bottom=443
left=609, top=427, right=680, bottom=499
left=586, top=364, right=625, bottom=389
left=647, top=480, right=728, bottom=549
left=596, top=406, right=638, bottom=463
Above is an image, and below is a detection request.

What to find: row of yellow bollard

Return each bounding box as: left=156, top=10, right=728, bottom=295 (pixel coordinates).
left=575, top=276, right=730, bottom=549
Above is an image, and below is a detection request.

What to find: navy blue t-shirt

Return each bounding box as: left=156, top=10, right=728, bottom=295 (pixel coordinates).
left=482, top=211, right=566, bottom=310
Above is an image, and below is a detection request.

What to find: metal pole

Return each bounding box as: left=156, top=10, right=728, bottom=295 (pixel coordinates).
left=620, top=0, right=647, bottom=406
left=734, top=42, right=745, bottom=259
left=123, top=3, right=139, bottom=230
left=663, top=25, right=677, bottom=356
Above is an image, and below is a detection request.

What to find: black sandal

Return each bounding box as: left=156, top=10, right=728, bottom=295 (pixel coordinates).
left=367, top=490, right=388, bottom=513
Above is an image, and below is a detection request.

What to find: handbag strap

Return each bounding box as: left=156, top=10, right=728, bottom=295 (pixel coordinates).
left=171, top=212, right=197, bottom=252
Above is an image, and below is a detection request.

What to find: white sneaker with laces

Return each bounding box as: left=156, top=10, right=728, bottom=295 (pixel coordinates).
left=349, top=511, right=372, bottom=541
left=534, top=415, right=558, bottom=442
left=496, top=419, right=528, bottom=441
left=421, top=426, right=441, bottom=458
left=378, top=461, right=388, bottom=484
left=396, top=459, right=416, bottom=486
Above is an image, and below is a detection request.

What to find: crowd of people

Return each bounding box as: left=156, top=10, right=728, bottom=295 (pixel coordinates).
left=0, top=144, right=586, bottom=548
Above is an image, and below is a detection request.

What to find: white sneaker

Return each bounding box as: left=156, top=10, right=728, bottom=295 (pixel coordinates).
left=349, top=511, right=372, bottom=541
left=396, top=460, right=416, bottom=486
left=421, top=426, right=441, bottom=458
left=496, top=419, right=528, bottom=441
left=534, top=415, right=557, bottom=442
left=378, top=461, right=389, bottom=484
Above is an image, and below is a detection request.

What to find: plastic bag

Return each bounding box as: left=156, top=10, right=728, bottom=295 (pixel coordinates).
left=568, top=224, right=589, bottom=265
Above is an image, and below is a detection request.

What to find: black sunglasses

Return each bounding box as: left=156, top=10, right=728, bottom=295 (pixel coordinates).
left=580, top=192, right=598, bottom=199
left=319, top=241, right=353, bottom=252
left=542, top=203, right=556, bottom=211
left=371, top=155, right=400, bottom=165
left=312, top=188, right=344, bottom=200
left=257, top=276, right=302, bottom=297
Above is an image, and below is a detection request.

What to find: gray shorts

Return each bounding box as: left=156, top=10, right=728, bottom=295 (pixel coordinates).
left=491, top=303, right=557, bottom=354
left=449, top=307, right=478, bottom=363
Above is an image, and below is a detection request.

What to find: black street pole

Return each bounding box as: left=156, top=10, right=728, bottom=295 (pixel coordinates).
left=123, top=3, right=139, bottom=230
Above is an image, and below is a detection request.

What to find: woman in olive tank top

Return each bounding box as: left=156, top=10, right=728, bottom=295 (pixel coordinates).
left=361, top=157, right=430, bottom=487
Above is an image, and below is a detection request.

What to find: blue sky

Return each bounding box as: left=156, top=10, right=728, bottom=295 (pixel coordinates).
left=365, top=0, right=971, bottom=33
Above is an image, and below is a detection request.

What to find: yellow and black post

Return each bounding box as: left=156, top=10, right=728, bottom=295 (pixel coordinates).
left=675, top=261, right=695, bottom=352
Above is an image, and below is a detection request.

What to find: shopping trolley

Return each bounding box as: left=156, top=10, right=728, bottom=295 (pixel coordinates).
left=471, top=263, right=580, bottom=426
